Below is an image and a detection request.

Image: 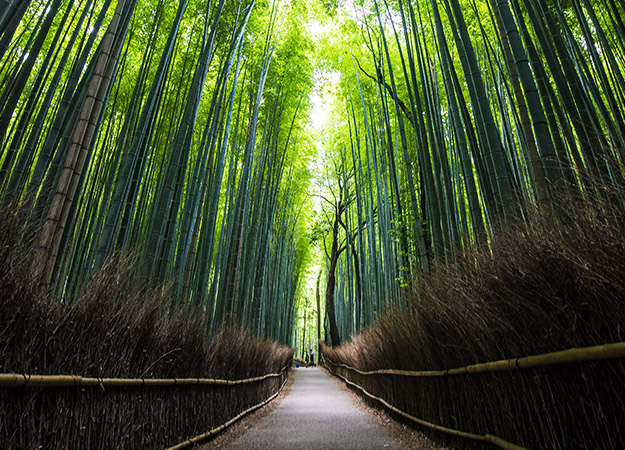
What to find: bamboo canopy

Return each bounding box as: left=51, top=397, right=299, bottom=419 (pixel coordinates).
left=325, top=342, right=625, bottom=377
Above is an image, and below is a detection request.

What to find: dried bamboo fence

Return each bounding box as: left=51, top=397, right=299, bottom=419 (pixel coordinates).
left=0, top=362, right=291, bottom=388
left=0, top=361, right=292, bottom=449
left=164, top=375, right=289, bottom=450
left=325, top=364, right=526, bottom=450
left=324, top=342, right=625, bottom=449
left=0, top=362, right=290, bottom=443
left=326, top=342, right=625, bottom=377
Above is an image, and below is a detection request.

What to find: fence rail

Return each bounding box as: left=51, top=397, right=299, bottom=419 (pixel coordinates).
left=2, top=361, right=292, bottom=448
left=165, top=375, right=289, bottom=450
left=325, top=364, right=527, bottom=450
left=0, top=362, right=292, bottom=389
left=324, top=342, right=625, bottom=449
left=325, top=341, right=625, bottom=377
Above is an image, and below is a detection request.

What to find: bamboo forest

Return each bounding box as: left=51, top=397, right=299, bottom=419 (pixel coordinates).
left=1, top=0, right=625, bottom=448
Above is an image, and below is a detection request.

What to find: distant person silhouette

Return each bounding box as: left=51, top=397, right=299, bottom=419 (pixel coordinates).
left=310, top=349, right=315, bottom=367
left=305, top=351, right=309, bottom=367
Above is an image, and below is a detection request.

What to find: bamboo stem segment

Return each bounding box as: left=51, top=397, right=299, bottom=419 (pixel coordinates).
left=325, top=341, right=625, bottom=377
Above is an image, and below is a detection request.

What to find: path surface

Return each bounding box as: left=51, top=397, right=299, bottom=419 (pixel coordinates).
left=223, top=367, right=402, bottom=449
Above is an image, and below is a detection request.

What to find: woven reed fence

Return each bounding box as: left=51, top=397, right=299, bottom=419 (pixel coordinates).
left=0, top=362, right=291, bottom=449
left=0, top=362, right=290, bottom=449
left=164, top=374, right=289, bottom=450
left=324, top=342, right=625, bottom=449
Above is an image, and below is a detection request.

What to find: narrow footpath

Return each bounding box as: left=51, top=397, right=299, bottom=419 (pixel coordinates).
left=220, top=366, right=403, bottom=449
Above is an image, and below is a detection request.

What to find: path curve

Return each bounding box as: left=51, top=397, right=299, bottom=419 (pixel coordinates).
left=223, top=366, right=402, bottom=449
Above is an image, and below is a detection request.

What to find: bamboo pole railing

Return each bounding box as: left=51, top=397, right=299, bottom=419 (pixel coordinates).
left=164, top=375, right=289, bottom=450
left=323, top=342, right=625, bottom=449
left=325, top=364, right=527, bottom=450
left=0, top=361, right=292, bottom=389
left=0, top=360, right=291, bottom=448
left=325, top=341, right=625, bottom=377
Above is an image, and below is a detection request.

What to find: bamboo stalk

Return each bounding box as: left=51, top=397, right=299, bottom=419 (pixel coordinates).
left=326, top=365, right=527, bottom=450
left=325, top=342, right=625, bottom=377
left=164, top=374, right=288, bottom=450
left=0, top=362, right=291, bottom=389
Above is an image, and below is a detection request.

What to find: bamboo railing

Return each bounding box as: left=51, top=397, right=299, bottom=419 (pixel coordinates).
left=325, top=341, right=625, bottom=377
left=324, top=342, right=625, bottom=450
left=325, top=364, right=527, bottom=450
left=0, top=362, right=291, bottom=389
left=1, top=362, right=291, bottom=448
left=165, top=375, right=289, bottom=450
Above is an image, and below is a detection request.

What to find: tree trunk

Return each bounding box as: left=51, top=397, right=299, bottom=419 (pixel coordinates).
left=316, top=270, right=322, bottom=345
left=325, top=202, right=344, bottom=347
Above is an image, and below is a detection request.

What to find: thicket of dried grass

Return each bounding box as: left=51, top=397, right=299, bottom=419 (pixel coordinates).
left=0, top=203, right=293, bottom=449
left=324, top=192, right=625, bottom=449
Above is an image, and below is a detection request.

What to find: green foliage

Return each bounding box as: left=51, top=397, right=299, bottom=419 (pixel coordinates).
left=306, top=0, right=625, bottom=344
left=0, top=0, right=317, bottom=345
left=2, top=0, right=625, bottom=347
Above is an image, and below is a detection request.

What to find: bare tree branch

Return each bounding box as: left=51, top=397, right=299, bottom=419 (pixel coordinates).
left=355, top=57, right=415, bottom=128
left=315, top=193, right=337, bottom=210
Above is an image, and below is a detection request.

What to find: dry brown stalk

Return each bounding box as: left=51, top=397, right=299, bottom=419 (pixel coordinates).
left=325, top=365, right=527, bottom=450
left=164, top=376, right=289, bottom=450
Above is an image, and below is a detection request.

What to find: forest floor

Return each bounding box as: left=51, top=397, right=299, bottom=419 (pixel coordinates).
left=204, top=366, right=448, bottom=449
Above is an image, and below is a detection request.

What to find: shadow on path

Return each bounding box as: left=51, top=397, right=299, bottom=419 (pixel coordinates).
left=224, top=367, right=401, bottom=449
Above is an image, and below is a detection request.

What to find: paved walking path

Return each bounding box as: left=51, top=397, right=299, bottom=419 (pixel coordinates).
left=224, top=367, right=402, bottom=449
